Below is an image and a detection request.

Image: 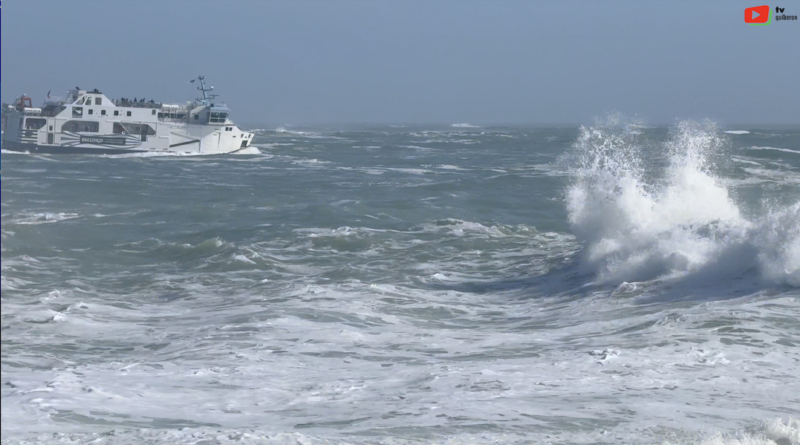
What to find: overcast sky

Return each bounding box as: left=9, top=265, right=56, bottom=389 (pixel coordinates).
left=2, top=0, right=798, bottom=125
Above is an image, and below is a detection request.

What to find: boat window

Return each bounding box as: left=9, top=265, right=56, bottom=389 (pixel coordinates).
left=88, top=109, right=94, bottom=115
left=61, top=120, right=99, bottom=133
left=113, top=122, right=155, bottom=135
left=73, top=107, right=83, bottom=118
left=101, top=110, right=106, bottom=116
left=25, top=118, right=47, bottom=130
left=114, top=110, right=119, bottom=116
left=152, top=109, right=156, bottom=115
left=209, top=112, right=228, bottom=124
left=127, top=111, right=132, bottom=117
left=158, top=112, right=185, bottom=120
left=95, top=97, right=102, bottom=105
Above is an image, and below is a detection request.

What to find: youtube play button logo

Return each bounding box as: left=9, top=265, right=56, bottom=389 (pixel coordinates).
left=745, top=5, right=771, bottom=24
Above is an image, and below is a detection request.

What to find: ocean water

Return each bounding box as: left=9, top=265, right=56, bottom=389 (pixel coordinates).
left=1, top=119, right=799, bottom=444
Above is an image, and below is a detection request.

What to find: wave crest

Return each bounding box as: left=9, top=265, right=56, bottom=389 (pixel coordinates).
left=565, top=116, right=798, bottom=287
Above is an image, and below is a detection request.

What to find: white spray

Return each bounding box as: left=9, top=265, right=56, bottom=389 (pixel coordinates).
left=565, top=116, right=799, bottom=286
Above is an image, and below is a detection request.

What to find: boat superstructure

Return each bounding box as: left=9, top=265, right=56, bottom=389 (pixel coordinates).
left=1, top=76, right=255, bottom=155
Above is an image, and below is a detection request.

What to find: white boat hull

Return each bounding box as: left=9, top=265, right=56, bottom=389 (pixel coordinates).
left=1, top=78, right=256, bottom=155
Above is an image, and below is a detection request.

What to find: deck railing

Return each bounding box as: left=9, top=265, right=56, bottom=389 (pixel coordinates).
left=111, top=100, right=163, bottom=109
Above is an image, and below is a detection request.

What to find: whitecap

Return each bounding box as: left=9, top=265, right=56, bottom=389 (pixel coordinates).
left=564, top=116, right=799, bottom=287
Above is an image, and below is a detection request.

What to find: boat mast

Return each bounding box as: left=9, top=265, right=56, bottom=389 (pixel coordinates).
left=195, top=76, right=218, bottom=106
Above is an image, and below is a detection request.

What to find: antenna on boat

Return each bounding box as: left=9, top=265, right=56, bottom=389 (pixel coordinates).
left=194, top=75, right=218, bottom=106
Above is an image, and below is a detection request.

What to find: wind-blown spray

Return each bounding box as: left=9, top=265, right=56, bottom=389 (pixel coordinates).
left=565, top=116, right=799, bottom=287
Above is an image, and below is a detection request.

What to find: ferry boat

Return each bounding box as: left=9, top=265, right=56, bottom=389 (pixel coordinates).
left=1, top=76, right=255, bottom=155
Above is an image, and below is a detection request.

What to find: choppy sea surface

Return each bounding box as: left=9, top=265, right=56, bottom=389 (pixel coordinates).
left=2, top=119, right=799, bottom=444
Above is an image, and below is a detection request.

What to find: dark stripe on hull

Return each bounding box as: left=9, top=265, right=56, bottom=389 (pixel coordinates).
left=169, top=140, right=200, bottom=148
left=2, top=141, right=148, bottom=155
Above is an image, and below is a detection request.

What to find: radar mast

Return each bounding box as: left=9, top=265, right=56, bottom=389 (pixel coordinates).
left=194, top=76, right=218, bottom=106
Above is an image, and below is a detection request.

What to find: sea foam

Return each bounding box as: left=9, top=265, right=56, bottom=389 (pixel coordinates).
left=565, top=116, right=799, bottom=286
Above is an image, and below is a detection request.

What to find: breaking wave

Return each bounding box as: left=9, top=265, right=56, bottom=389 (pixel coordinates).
left=565, top=116, right=799, bottom=287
